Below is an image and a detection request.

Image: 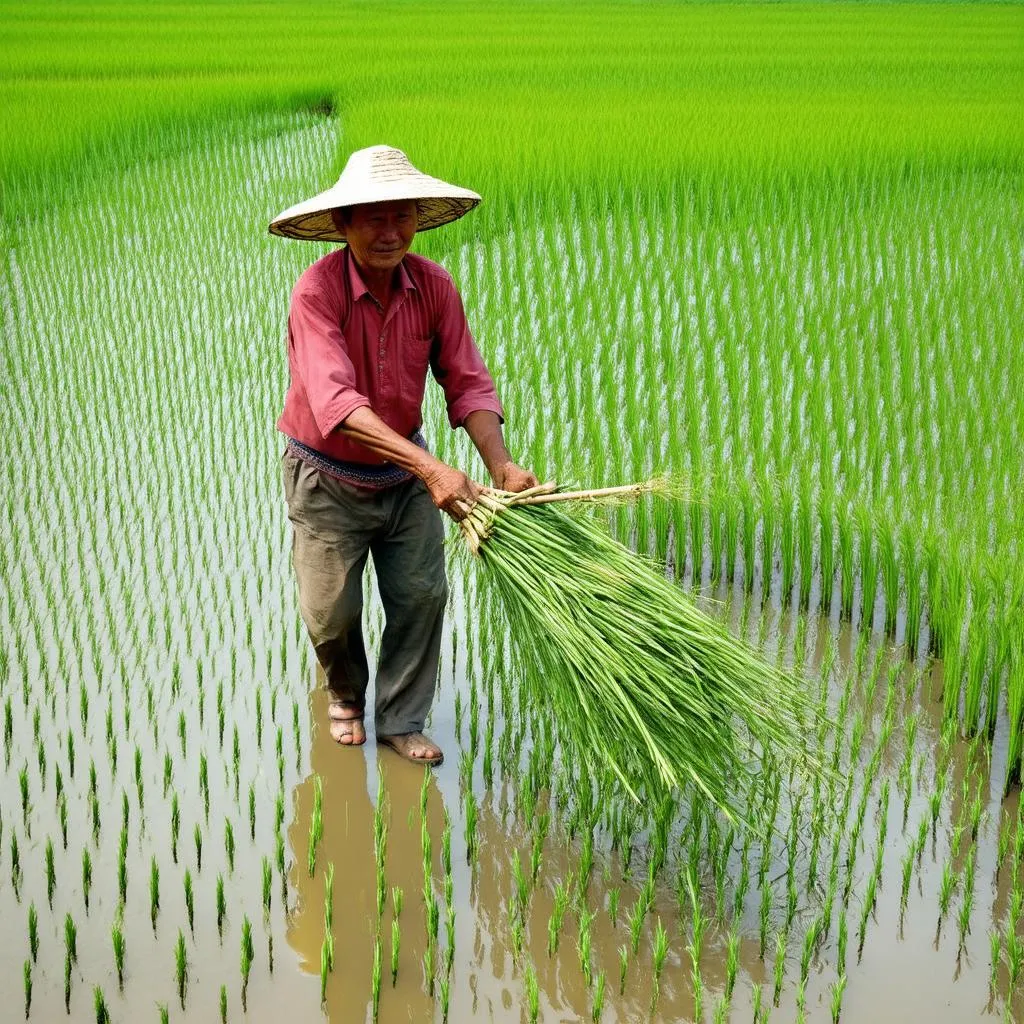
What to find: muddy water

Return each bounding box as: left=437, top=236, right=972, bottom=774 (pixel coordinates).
left=278, top=567, right=1024, bottom=1023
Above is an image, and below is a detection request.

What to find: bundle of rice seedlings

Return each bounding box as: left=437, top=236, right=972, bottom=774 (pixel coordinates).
left=460, top=481, right=814, bottom=822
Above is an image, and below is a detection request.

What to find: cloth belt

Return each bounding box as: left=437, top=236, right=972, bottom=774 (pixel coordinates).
left=286, top=430, right=428, bottom=491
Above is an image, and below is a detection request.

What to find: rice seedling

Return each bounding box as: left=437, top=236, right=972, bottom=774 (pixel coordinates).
left=171, top=793, right=180, bottom=863
left=303, top=774, right=323, bottom=877
left=509, top=912, right=524, bottom=961
left=530, top=813, right=548, bottom=885
left=261, top=856, right=272, bottom=918
left=445, top=904, right=456, bottom=975
left=275, top=825, right=288, bottom=896
left=90, top=790, right=101, bottom=843
left=512, top=850, right=530, bottom=920
left=64, top=950, right=72, bottom=1014
left=752, top=982, right=764, bottom=1024
left=150, top=857, right=160, bottom=931
left=232, top=727, right=241, bottom=798
left=216, top=873, right=226, bottom=936
left=780, top=492, right=796, bottom=602
left=592, top=969, right=606, bottom=1023
left=421, top=935, right=434, bottom=1001
left=463, top=788, right=478, bottom=866
left=838, top=509, right=855, bottom=619
left=117, top=827, right=127, bottom=903
left=174, top=929, right=188, bottom=1009
left=44, top=838, right=55, bottom=909
left=320, top=934, right=332, bottom=1003
left=614, top=942, right=628, bottom=996
left=323, top=862, right=334, bottom=941
left=93, top=986, right=110, bottom=1024
left=759, top=879, right=772, bottom=958
left=65, top=912, right=78, bottom=965
left=877, top=520, right=899, bottom=635
left=957, top=883, right=974, bottom=954
left=725, top=926, right=740, bottom=1001
left=199, top=755, right=210, bottom=821
left=1006, top=929, right=1024, bottom=995
left=900, top=523, right=923, bottom=656
left=900, top=848, right=915, bottom=917
left=220, top=984, right=228, bottom=1023
left=831, top=972, right=847, bottom=1024
left=577, top=905, right=595, bottom=987
left=651, top=917, right=669, bottom=1013
left=440, top=974, right=451, bottom=1022
left=801, top=916, right=822, bottom=986
left=548, top=880, right=569, bottom=956
left=27, top=903, right=38, bottom=964
left=112, top=914, right=125, bottom=990
left=240, top=915, right=254, bottom=1010
left=628, top=893, right=647, bottom=957
left=425, top=889, right=441, bottom=948
left=388, top=915, right=401, bottom=986
left=606, top=885, right=620, bottom=928
left=691, top=955, right=705, bottom=1021
left=179, top=868, right=194, bottom=934
left=938, top=860, right=957, bottom=926
left=23, top=960, right=31, bottom=1020
left=772, top=930, right=787, bottom=1006
left=225, top=820, right=236, bottom=875
left=18, top=766, right=29, bottom=831
left=255, top=688, right=263, bottom=749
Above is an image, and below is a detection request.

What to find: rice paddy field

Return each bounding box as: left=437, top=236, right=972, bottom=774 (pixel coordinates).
left=2, top=1, right=1023, bottom=1021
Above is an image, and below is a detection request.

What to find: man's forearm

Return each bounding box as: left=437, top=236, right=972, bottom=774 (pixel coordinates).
left=339, top=406, right=483, bottom=520
left=337, top=406, right=440, bottom=479
left=462, top=410, right=513, bottom=481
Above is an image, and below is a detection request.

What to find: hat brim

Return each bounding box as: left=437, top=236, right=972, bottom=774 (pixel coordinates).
left=269, top=182, right=481, bottom=240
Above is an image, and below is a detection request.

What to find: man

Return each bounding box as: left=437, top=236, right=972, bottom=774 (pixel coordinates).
left=269, top=145, right=536, bottom=766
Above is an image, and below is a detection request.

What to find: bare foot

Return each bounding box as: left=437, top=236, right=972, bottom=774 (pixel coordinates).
left=377, top=731, right=443, bottom=766
left=328, top=702, right=365, bottom=746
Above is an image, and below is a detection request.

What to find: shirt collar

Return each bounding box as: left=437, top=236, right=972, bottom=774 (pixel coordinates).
left=345, top=247, right=417, bottom=302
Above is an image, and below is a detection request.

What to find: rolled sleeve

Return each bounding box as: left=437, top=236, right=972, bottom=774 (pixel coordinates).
left=432, top=278, right=504, bottom=430
left=287, top=284, right=371, bottom=437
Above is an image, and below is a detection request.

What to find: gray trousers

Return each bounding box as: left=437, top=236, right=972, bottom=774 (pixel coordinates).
left=281, top=450, right=448, bottom=735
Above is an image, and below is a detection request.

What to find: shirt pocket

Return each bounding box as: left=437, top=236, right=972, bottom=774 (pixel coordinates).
left=400, top=333, right=435, bottom=406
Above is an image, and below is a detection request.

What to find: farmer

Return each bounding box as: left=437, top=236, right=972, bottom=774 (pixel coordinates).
left=269, top=145, right=537, bottom=766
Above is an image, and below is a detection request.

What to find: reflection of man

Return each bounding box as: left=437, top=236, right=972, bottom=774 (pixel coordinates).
left=270, top=146, right=536, bottom=765
left=285, top=688, right=444, bottom=1019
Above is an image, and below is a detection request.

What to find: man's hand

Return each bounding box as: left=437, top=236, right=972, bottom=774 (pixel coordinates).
left=422, top=461, right=482, bottom=521
left=493, top=462, right=539, bottom=493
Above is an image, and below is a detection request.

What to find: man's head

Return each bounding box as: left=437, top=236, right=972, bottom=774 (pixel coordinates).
left=331, top=199, right=418, bottom=275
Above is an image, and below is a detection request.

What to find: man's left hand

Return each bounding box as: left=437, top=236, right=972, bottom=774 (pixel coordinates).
left=493, top=462, right=539, bottom=493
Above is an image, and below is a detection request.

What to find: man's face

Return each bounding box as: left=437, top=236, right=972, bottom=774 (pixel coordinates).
left=338, top=199, right=418, bottom=274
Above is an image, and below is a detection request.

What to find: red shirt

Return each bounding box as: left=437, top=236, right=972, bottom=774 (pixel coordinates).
left=277, top=247, right=504, bottom=464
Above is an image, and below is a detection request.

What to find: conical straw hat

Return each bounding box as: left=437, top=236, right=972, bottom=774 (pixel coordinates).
left=269, top=145, right=481, bottom=241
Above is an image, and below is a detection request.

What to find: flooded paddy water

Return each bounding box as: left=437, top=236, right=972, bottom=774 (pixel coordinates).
left=2, top=114, right=1022, bottom=1022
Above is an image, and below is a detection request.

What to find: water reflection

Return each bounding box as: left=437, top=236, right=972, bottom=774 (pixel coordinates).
left=286, top=677, right=448, bottom=1022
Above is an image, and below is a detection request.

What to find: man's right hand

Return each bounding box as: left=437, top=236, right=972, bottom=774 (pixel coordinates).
left=422, top=460, right=482, bottom=522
